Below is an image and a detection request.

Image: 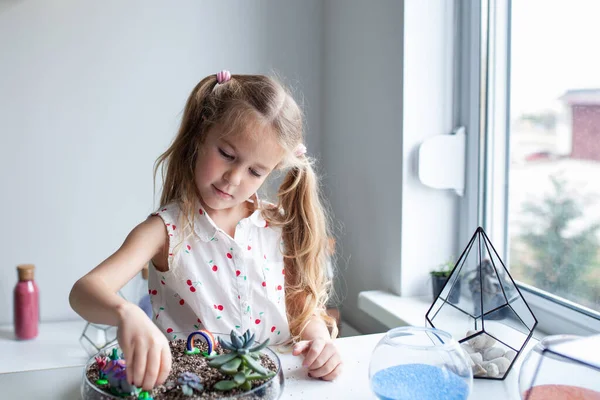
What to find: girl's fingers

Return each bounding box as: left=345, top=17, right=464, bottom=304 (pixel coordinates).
left=321, top=362, right=344, bottom=381
left=132, top=343, right=148, bottom=387
left=141, top=347, right=161, bottom=391
left=125, top=346, right=135, bottom=385
left=156, top=345, right=172, bottom=386
left=308, top=344, right=336, bottom=370
left=309, top=352, right=340, bottom=378
left=302, top=339, right=326, bottom=368
left=292, top=340, right=311, bottom=356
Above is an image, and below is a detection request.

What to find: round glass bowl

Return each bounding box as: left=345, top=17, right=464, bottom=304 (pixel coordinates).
left=81, top=332, right=284, bottom=400
left=369, top=326, right=473, bottom=400
left=519, top=334, right=600, bottom=400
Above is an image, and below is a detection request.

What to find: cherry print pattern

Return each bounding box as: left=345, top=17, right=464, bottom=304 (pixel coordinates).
left=148, top=203, right=290, bottom=343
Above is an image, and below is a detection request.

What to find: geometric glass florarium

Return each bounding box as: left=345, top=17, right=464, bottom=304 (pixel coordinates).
left=79, top=323, right=118, bottom=356
left=79, top=290, right=127, bottom=356
left=426, top=227, right=538, bottom=380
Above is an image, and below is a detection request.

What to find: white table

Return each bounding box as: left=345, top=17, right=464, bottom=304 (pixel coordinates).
left=0, top=321, right=529, bottom=399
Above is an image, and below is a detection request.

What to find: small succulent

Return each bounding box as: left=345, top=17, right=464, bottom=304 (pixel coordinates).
left=95, top=356, right=109, bottom=380
left=177, top=372, right=204, bottom=396
left=108, top=348, right=121, bottom=361
left=95, top=356, right=108, bottom=370
left=209, top=329, right=274, bottom=391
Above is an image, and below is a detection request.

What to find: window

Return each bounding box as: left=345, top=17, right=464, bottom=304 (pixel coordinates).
left=460, top=0, right=600, bottom=335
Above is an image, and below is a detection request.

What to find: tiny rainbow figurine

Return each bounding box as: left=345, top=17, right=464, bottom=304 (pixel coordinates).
left=186, top=330, right=216, bottom=356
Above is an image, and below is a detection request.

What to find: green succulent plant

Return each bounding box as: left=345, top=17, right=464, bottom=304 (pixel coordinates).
left=431, top=256, right=455, bottom=278
left=177, top=372, right=203, bottom=396
left=209, top=329, right=274, bottom=391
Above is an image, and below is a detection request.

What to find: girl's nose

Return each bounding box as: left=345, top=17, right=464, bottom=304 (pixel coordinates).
left=223, top=166, right=242, bottom=186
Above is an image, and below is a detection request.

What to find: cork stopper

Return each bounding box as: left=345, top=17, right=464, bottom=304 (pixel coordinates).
left=141, top=266, right=149, bottom=280
left=17, top=264, right=35, bottom=281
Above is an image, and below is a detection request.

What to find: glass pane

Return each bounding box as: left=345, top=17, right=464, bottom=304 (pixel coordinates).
left=509, top=0, right=600, bottom=314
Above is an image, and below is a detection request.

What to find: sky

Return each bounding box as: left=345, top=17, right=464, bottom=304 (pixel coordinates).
left=511, top=0, right=600, bottom=116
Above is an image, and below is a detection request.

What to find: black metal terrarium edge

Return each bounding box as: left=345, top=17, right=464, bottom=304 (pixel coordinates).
left=425, top=226, right=539, bottom=380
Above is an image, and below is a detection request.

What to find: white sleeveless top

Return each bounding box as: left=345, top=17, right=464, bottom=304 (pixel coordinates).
left=147, top=200, right=291, bottom=345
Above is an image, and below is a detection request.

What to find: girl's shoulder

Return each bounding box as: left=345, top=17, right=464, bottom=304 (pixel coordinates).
left=150, top=202, right=182, bottom=219
left=149, top=202, right=188, bottom=234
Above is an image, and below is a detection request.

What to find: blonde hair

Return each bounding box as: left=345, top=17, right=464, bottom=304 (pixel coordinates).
left=154, top=73, right=337, bottom=342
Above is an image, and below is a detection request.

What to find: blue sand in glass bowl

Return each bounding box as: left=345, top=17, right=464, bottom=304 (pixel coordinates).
left=371, top=363, right=469, bottom=400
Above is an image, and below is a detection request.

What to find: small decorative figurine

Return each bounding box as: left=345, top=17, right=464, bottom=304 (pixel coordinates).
left=185, top=329, right=216, bottom=356
left=100, top=349, right=137, bottom=395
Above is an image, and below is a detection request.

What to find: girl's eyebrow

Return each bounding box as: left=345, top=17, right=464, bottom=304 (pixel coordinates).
left=222, top=138, right=270, bottom=171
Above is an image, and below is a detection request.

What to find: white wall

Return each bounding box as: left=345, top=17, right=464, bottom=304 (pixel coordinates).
left=322, top=0, right=459, bottom=334
left=321, top=0, right=404, bottom=333
left=0, top=0, right=323, bottom=324
left=2, top=0, right=461, bottom=334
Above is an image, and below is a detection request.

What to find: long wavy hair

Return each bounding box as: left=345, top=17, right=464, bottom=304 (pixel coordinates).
left=154, top=73, right=337, bottom=342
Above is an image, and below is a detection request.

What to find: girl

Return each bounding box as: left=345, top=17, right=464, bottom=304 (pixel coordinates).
left=69, top=70, right=341, bottom=391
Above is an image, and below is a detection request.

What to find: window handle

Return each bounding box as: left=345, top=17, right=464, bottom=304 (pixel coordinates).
left=418, top=126, right=466, bottom=196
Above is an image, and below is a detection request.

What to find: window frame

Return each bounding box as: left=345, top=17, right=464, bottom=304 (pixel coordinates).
left=458, top=0, right=600, bottom=335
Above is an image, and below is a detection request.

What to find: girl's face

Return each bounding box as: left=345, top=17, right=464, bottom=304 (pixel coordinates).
left=194, top=122, right=286, bottom=213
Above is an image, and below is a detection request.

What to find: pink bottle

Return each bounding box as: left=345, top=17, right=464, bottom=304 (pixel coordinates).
left=14, top=264, right=39, bottom=340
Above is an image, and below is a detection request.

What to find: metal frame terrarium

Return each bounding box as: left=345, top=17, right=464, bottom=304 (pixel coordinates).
left=79, top=290, right=127, bottom=356
left=81, top=329, right=284, bottom=400
left=426, top=227, right=538, bottom=380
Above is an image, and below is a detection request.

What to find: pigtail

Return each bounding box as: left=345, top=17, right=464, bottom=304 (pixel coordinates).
left=154, top=75, right=218, bottom=207
left=152, top=75, right=219, bottom=248
left=267, top=161, right=338, bottom=342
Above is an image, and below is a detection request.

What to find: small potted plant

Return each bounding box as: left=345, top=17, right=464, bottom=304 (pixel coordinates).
left=430, top=257, right=460, bottom=303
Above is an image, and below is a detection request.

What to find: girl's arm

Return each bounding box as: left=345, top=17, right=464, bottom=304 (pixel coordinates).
left=300, top=315, right=331, bottom=341
left=69, top=215, right=167, bottom=325
left=69, top=216, right=173, bottom=391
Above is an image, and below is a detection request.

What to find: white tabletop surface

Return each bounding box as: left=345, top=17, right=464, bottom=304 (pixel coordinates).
left=0, top=320, right=89, bottom=373
left=0, top=320, right=532, bottom=399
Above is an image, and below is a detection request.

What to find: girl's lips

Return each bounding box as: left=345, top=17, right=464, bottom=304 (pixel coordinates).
left=213, top=185, right=232, bottom=199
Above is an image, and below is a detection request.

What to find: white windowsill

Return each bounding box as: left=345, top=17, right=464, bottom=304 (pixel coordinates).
left=358, top=290, right=548, bottom=339
left=358, top=290, right=432, bottom=328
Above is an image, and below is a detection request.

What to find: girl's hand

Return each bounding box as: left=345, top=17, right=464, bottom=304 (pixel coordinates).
left=292, top=338, right=343, bottom=381
left=116, top=303, right=172, bottom=391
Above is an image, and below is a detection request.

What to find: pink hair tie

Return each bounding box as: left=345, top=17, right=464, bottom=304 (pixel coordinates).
left=216, top=70, right=231, bottom=84
left=294, top=143, right=307, bottom=157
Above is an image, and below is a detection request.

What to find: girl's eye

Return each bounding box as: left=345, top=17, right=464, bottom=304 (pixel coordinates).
left=249, top=169, right=262, bottom=178
left=219, top=148, right=234, bottom=160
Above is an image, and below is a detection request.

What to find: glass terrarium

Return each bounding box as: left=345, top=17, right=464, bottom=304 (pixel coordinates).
left=80, top=290, right=127, bottom=356
left=80, top=323, right=118, bottom=357
left=369, top=326, right=473, bottom=400
left=519, top=334, right=600, bottom=400
left=81, top=331, right=284, bottom=400
left=426, top=227, right=538, bottom=380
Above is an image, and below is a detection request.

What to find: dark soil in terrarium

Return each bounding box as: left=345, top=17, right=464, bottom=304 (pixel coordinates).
left=85, top=339, right=278, bottom=399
